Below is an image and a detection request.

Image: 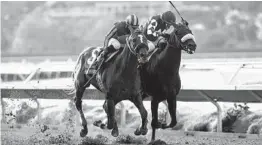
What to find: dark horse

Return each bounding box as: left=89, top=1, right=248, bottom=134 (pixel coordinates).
left=140, top=22, right=197, bottom=141
left=72, top=30, right=149, bottom=137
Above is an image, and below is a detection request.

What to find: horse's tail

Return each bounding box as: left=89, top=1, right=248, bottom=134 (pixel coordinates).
left=65, top=51, right=86, bottom=96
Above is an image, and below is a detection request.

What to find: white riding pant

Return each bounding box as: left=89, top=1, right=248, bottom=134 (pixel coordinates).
left=147, top=36, right=166, bottom=53
left=108, top=38, right=121, bottom=50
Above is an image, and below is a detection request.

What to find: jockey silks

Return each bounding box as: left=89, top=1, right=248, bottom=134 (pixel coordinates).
left=104, top=21, right=132, bottom=49
left=143, top=15, right=167, bottom=42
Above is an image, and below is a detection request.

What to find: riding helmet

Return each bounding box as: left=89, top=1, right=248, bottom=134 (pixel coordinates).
left=161, top=11, right=176, bottom=24
left=126, top=14, right=139, bottom=27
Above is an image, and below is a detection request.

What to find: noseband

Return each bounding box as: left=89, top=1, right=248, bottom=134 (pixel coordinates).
left=126, top=34, right=147, bottom=56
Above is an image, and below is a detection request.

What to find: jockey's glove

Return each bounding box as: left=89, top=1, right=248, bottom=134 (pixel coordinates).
left=182, top=19, right=189, bottom=26
left=155, top=31, right=163, bottom=37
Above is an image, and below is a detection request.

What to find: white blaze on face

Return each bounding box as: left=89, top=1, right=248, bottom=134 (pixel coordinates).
left=181, top=34, right=196, bottom=43
left=138, top=34, right=144, bottom=43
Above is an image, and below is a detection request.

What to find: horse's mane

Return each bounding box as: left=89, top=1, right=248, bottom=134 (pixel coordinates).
left=146, top=28, right=180, bottom=72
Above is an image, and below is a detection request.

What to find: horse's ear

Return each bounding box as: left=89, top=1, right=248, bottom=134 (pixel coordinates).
left=139, top=25, right=143, bottom=31
left=172, top=23, right=178, bottom=30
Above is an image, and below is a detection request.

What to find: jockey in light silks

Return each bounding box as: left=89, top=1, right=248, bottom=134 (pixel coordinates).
left=143, top=11, right=180, bottom=52
left=95, top=14, right=140, bottom=68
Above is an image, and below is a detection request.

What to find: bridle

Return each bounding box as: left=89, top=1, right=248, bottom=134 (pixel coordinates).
left=166, top=25, right=195, bottom=53
left=125, top=32, right=148, bottom=57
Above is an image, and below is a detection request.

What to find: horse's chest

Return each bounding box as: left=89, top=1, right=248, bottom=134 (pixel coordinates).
left=144, top=72, right=180, bottom=93
left=102, top=72, right=140, bottom=97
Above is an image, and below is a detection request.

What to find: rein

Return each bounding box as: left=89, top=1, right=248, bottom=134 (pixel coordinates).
left=126, top=37, right=137, bottom=55
left=82, top=35, right=137, bottom=89
left=83, top=57, right=104, bottom=88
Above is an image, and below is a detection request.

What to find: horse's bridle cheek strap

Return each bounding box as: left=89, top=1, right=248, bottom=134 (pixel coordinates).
left=126, top=37, right=137, bottom=56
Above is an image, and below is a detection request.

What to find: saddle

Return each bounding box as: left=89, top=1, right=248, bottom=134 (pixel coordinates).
left=85, top=47, right=122, bottom=76
left=85, top=35, right=128, bottom=76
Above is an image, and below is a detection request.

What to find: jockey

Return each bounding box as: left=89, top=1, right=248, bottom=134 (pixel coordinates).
left=143, top=11, right=178, bottom=52
left=95, top=14, right=139, bottom=68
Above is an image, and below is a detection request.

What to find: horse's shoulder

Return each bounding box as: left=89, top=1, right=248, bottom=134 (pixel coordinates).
left=118, top=35, right=129, bottom=44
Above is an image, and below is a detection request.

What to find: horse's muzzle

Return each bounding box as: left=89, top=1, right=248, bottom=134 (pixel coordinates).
left=184, top=44, right=196, bottom=54
left=188, top=49, right=195, bottom=54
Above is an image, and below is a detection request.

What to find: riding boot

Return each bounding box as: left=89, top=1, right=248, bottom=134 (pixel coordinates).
left=95, top=45, right=114, bottom=69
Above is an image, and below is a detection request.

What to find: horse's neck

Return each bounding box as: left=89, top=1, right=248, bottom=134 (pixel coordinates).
left=115, top=46, right=137, bottom=74
left=163, top=45, right=181, bottom=72
left=151, top=44, right=181, bottom=74
left=98, top=46, right=137, bottom=92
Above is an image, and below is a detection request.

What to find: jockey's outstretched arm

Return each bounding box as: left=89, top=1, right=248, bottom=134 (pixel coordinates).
left=104, top=25, right=117, bottom=48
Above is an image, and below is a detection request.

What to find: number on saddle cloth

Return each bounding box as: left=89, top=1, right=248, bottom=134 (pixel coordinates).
left=86, top=47, right=103, bottom=75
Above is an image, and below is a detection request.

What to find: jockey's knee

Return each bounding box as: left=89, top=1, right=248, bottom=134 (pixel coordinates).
left=108, top=38, right=121, bottom=50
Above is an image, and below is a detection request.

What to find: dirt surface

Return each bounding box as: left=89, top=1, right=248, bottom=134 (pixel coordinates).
left=1, top=123, right=262, bottom=145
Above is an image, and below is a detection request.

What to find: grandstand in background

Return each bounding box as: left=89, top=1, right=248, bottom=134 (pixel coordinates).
left=1, top=1, right=262, bottom=57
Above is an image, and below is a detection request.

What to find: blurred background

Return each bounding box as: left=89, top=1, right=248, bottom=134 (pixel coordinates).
left=1, top=1, right=262, bottom=57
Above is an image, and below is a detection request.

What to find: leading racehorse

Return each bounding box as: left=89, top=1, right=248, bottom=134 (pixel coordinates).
left=140, top=22, right=197, bottom=141
left=72, top=29, right=149, bottom=137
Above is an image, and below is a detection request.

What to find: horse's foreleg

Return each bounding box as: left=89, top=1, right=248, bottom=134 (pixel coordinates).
left=151, top=99, right=161, bottom=141
left=74, top=88, right=88, bottom=137
left=132, top=95, right=148, bottom=136
left=166, top=94, right=177, bottom=128
left=107, top=98, right=119, bottom=137
left=167, top=93, right=177, bottom=128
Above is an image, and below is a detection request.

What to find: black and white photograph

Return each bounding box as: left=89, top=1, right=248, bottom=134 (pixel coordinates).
left=1, top=1, right=262, bottom=145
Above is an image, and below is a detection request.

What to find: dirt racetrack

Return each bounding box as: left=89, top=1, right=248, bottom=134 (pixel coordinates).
left=1, top=123, right=262, bottom=145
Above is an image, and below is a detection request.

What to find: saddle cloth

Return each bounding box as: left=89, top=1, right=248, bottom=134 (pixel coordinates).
left=85, top=48, right=120, bottom=76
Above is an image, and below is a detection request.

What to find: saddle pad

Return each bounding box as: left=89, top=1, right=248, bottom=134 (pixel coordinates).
left=84, top=47, right=103, bottom=76
left=84, top=46, right=122, bottom=76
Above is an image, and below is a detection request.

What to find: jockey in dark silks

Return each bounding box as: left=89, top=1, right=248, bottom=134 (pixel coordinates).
left=143, top=11, right=184, bottom=52
left=96, top=14, right=139, bottom=68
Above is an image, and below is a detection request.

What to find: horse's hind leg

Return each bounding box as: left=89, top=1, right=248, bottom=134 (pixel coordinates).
left=74, top=70, right=89, bottom=137
left=132, top=95, right=148, bottom=136
left=75, top=87, right=88, bottom=137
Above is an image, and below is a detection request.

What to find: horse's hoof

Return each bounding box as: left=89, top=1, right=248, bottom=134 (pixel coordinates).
left=169, top=121, right=177, bottom=128
left=80, top=128, right=88, bottom=137
left=134, top=128, right=141, bottom=136
left=100, top=123, right=106, bottom=129
left=111, top=129, right=119, bottom=137
left=161, top=123, right=168, bottom=129
left=141, top=128, right=148, bottom=135
left=93, top=120, right=102, bottom=127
